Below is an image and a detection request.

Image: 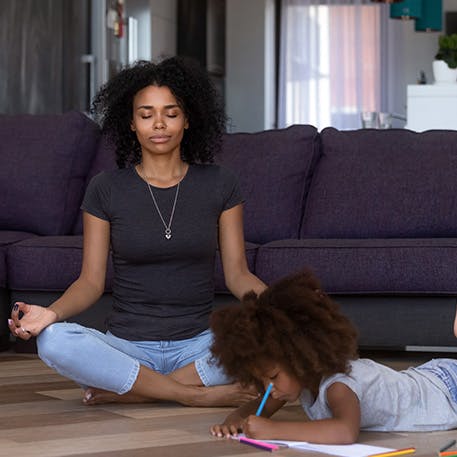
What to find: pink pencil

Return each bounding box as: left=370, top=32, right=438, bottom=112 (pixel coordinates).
left=238, top=436, right=280, bottom=452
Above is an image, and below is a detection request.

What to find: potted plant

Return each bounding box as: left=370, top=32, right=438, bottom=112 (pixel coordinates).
left=433, top=34, right=457, bottom=84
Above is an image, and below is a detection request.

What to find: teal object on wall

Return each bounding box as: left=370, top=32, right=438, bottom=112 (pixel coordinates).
left=415, top=0, right=442, bottom=32
left=390, top=0, right=422, bottom=19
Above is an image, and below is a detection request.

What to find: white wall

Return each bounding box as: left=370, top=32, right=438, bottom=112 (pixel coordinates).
left=225, top=0, right=276, bottom=133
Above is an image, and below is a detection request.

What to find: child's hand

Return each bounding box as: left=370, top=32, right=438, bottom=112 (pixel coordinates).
left=243, top=415, right=274, bottom=439
left=210, top=414, right=244, bottom=437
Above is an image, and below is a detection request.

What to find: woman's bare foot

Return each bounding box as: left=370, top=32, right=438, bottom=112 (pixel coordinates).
left=82, top=387, right=153, bottom=405
left=182, top=382, right=259, bottom=407
left=83, top=383, right=258, bottom=407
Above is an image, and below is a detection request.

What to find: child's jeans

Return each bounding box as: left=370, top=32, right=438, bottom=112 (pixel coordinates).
left=37, top=322, right=230, bottom=394
left=416, top=358, right=457, bottom=403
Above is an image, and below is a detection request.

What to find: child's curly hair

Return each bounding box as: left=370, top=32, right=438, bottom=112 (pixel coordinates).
left=91, top=56, right=226, bottom=168
left=210, top=270, right=358, bottom=391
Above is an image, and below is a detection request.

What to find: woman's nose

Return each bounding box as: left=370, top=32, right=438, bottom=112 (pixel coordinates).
left=153, top=117, right=165, bottom=129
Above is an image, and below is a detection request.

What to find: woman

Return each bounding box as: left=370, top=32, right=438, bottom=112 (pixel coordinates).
left=8, top=57, right=266, bottom=406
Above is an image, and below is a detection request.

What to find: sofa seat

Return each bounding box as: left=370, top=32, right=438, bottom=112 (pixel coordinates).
left=255, top=238, right=457, bottom=294
left=7, top=235, right=258, bottom=296
left=0, top=231, right=38, bottom=286
left=7, top=236, right=113, bottom=292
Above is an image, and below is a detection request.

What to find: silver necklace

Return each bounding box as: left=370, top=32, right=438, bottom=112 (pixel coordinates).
left=145, top=182, right=180, bottom=239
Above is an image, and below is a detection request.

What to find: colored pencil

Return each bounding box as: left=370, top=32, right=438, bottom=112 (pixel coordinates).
left=440, top=440, right=457, bottom=453
left=368, top=447, right=416, bottom=457
left=256, top=382, right=273, bottom=416
left=238, top=436, right=280, bottom=452
left=440, top=451, right=457, bottom=457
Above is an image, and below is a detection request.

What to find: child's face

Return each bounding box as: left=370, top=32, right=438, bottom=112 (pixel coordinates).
left=257, top=363, right=304, bottom=403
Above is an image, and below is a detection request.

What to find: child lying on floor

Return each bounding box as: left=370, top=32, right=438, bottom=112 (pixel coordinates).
left=209, top=270, right=457, bottom=444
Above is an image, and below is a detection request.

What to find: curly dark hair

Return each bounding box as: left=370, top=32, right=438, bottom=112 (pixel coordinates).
left=91, top=56, right=226, bottom=168
left=210, top=270, right=358, bottom=391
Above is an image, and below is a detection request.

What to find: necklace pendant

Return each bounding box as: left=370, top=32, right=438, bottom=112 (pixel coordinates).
left=165, top=228, right=172, bottom=240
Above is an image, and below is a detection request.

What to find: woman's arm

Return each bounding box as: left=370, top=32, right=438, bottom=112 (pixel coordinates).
left=244, top=383, right=361, bottom=444
left=211, top=397, right=285, bottom=437
left=218, top=204, right=267, bottom=299
left=453, top=304, right=457, bottom=337
left=9, top=212, right=110, bottom=338
left=48, top=211, right=111, bottom=320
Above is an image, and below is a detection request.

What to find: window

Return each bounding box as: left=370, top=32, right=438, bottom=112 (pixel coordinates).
left=278, top=1, right=382, bottom=130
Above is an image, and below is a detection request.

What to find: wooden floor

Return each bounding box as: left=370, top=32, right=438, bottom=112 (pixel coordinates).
left=1, top=350, right=457, bottom=457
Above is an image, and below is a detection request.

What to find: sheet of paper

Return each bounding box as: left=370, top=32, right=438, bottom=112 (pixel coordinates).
left=265, top=439, right=394, bottom=457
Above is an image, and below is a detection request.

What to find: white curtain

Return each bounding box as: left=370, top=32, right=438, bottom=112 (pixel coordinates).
left=278, top=0, right=384, bottom=131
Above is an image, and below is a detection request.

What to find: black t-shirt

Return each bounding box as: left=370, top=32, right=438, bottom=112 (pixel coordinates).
left=81, top=164, right=243, bottom=340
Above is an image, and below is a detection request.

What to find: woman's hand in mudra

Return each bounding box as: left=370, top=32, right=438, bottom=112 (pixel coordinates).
left=8, top=301, right=58, bottom=340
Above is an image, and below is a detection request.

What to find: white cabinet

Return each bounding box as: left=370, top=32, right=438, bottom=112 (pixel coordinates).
left=406, top=84, right=457, bottom=131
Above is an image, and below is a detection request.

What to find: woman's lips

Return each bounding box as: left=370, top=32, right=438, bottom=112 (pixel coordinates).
left=149, top=135, right=170, bottom=143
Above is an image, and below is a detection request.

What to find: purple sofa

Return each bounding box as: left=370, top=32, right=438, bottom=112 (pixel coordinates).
left=2, top=112, right=457, bottom=352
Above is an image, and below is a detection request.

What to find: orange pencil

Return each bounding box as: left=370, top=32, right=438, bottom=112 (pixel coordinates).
left=368, top=447, right=416, bottom=457
left=440, top=452, right=457, bottom=457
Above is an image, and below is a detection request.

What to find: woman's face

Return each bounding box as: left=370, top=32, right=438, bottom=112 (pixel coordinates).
left=130, top=85, right=188, bottom=158
left=257, top=363, right=304, bottom=403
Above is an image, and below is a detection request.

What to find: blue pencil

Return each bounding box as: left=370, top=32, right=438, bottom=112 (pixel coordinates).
left=256, top=382, right=273, bottom=416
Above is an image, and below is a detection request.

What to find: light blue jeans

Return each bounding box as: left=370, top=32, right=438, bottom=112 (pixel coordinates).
left=37, top=322, right=230, bottom=394
left=417, top=358, right=457, bottom=403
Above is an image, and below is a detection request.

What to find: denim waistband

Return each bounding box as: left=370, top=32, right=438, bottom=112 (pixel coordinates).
left=417, top=359, right=457, bottom=403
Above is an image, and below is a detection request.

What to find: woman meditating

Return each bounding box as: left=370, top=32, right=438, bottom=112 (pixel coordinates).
left=9, top=56, right=266, bottom=407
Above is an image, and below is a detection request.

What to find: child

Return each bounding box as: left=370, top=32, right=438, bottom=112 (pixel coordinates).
left=209, top=270, right=457, bottom=444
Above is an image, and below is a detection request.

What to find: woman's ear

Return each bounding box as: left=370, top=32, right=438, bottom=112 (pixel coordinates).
left=130, top=121, right=136, bottom=131
left=184, top=118, right=189, bottom=130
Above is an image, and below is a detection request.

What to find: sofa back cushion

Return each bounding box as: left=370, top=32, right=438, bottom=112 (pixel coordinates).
left=301, top=127, right=457, bottom=238
left=217, top=125, right=321, bottom=244
left=0, top=111, right=100, bottom=235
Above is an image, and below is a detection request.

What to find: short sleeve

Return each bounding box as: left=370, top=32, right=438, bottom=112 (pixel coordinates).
left=321, top=371, right=362, bottom=405
left=80, top=171, right=111, bottom=221
left=219, top=166, right=244, bottom=211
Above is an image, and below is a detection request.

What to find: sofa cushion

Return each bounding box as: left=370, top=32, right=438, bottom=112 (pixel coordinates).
left=0, top=111, right=100, bottom=236
left=0, top=230, right=37, bottom=247
left=217, top=125, right=321, bottom=244
left=255, top=238, right=457, bottom=294
left=214, top=242, right=258, bottom=293
left=7, top=236, right=257, bottom=296
left=0, top=231, right=37, bottom=288
left=7, top=236, right=114, bottom=292
left=301, top=128, right=457, bottom=238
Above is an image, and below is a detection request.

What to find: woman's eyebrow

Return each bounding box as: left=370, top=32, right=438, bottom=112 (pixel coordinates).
left=137, top=104, right=180, bottom=110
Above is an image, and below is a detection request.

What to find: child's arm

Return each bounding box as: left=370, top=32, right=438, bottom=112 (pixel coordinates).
left=243, top=382, right=361, bottom=444
left=210, top=397, right=286, bottom=437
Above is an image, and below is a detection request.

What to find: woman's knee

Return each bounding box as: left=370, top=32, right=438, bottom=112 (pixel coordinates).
left=37, top=322, right=81, bottom=365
